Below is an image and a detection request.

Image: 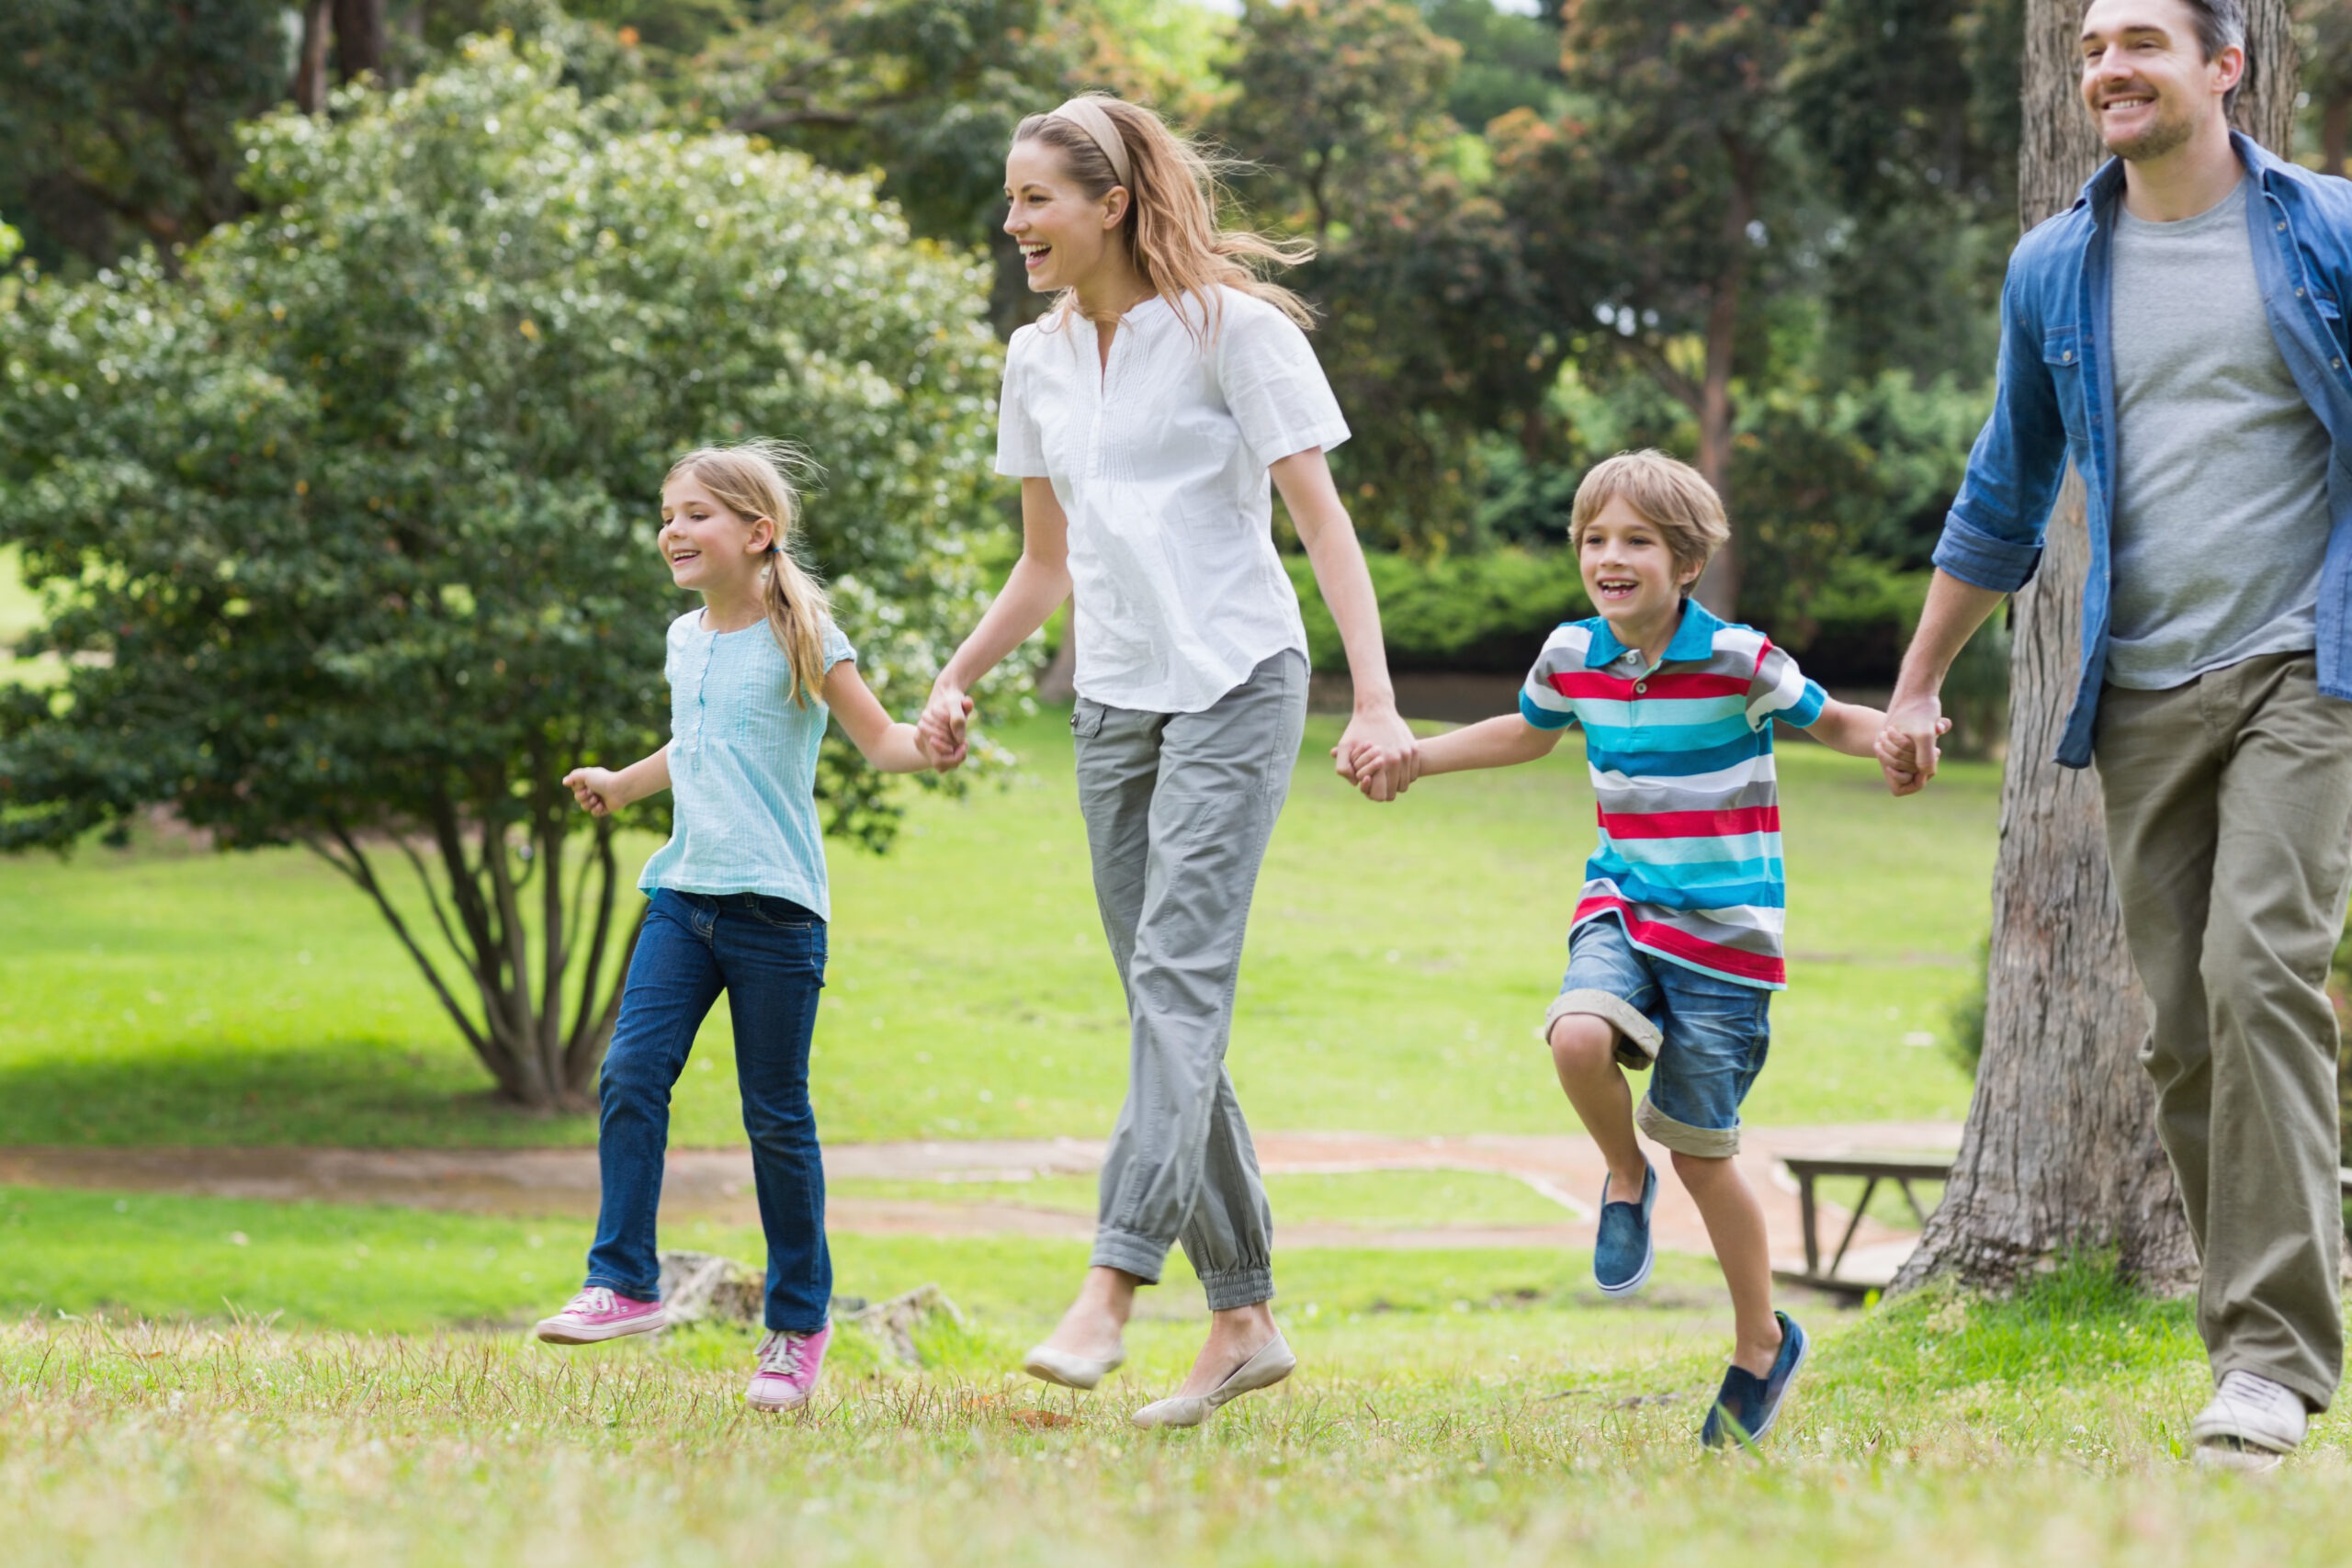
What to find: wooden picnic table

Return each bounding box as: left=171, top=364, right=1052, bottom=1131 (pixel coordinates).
left=1775, top=1151, right=1954, bottom=1296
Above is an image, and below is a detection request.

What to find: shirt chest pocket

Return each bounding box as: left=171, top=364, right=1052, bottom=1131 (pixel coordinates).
left=2041, top=325, right=2090, bottom=459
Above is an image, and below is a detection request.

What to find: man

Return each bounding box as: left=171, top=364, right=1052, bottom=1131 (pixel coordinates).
left=1883, top=0, right=2352, bottom=1469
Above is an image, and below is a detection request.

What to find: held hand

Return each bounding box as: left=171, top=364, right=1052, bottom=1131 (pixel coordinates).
left=917, top=682, right=974, bottom=771
left=1877, top=703, right=1952, bottom=797
left=562, top=766, right=625, bottom=817
left=1337, top=708, right=1416, bottom=803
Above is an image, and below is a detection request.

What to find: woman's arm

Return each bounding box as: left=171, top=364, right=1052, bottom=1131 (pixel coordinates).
left=917, top=477, right=1073, bottom=768
left=562, top=746, right=672, bottom=817
left=1272, top=448, right=1415, bottom=800
left=826, top=660, right=934, bottom=773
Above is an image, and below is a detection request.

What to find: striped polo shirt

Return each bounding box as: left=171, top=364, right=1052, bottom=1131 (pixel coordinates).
left=1518, top=602, right=1827, bottom=989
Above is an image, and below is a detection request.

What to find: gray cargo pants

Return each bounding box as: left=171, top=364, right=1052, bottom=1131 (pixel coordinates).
left=2096, top=651, right=2352, bottom=1411
left=1072, top=649, right=1306, bottom=1310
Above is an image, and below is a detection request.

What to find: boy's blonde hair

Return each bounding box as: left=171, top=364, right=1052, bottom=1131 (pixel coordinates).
left=664, top=441, right=832, bottom=707
left=1570, top=450, right=1730, bottom=582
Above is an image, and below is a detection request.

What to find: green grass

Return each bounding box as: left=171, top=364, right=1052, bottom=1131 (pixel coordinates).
left=830, top=1168, right=1579, bottom=1229
left=0, top=711, right=1996, bottom=1147
left=4, top=1247, right=2337, bottom=1568
left=0, top=1183, right=1713, bottom=1335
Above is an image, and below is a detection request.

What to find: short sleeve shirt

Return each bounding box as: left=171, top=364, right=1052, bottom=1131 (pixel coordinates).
left=996, top=286, right=1349, bottom=714
left=637, top=610, right=857, bottom=919
left=1517, top=603, right=1828, bottom=989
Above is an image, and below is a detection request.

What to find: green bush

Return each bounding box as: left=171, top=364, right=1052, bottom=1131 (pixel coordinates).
left=1285, top=547, right=1589, bottom=672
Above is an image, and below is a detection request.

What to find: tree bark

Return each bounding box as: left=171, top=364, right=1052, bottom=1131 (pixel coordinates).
left=332, top=0, right=386, bottom=85
left=292, top=0, right=332, bottom=114
left=1894, top=0, right=2297, bottom=1296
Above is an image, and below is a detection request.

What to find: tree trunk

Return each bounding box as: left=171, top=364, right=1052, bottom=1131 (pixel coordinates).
left=332, top=0, right=386, bottom=84
left=1690, top=133, right=1758, bottom=621
left=1894, top=0, right=2297, bottom=1295
left=292, top=0, right=333, bottom=115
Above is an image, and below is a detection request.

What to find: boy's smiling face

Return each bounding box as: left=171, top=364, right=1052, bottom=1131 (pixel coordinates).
left=1577, top=495, right=1702, bottom=642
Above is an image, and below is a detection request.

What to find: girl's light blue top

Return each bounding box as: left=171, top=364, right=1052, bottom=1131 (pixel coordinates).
left=637, top=608, right=855, bottom=920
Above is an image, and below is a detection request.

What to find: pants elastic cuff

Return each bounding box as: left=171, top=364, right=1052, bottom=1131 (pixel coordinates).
left=1543, top=989, right=1662, bottom=1066
left=1198, top=1266, right=1274, bottom=1312
left=2212, top=1355, right=2335, bottom=1415
left=1091, top=1229, right=1169, bottom=1286
left=1635, top=1095, right=1739, bottom=1156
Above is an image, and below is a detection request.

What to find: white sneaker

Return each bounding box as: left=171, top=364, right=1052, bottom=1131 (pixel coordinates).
left=2188, top=1370, right=2307, bottom=1470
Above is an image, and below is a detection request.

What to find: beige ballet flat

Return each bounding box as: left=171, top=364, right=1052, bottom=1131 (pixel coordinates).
left=1022, top=1343, right=1125, bottom=1391
left=1129, top=1333, right=1297, bottom=1430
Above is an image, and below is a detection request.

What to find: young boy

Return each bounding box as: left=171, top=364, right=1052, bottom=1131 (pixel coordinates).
left=1349, top=450, right=1928, bottom=1447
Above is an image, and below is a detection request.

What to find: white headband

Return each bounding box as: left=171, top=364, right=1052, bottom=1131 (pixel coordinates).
left=1049, top=96, right=1133, bottom=189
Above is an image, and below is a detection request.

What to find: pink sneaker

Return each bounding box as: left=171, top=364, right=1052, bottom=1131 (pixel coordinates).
left=746, top=1325, right=831, bottom=1412
left=534, top=1286, right=668, bottom=1345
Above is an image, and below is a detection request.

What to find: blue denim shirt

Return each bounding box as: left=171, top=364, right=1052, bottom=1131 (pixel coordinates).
left=1936, top=133, right=2352, bottom=767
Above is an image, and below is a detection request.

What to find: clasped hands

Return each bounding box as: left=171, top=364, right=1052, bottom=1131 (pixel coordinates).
left=915, top=681, right=978, bottom=771
left=1332, top=708, right=1419, bottom=803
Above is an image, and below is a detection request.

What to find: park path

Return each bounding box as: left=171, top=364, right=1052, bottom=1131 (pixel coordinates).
left=0, top=1121, right=1960, bottom=1284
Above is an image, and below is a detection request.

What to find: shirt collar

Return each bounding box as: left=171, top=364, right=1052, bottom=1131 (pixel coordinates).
left=1584, top=598, right=1724, bottom=670
left=2078, top=130, right=2279, bottom=222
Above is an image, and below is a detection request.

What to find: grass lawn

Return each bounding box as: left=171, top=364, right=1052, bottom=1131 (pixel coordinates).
left=828, top=1168, right=1581, bottom=1229
left=0, top=711, right=1996, bottom=1148
left=1, top=1212, right=2335, bottom=1567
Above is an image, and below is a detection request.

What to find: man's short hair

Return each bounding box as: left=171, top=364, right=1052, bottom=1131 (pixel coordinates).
left=1569, top=450, right=1730, bottom=580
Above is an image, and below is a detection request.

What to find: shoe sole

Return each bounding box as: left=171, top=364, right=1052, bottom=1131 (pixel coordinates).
left=745, top=1389, right=814, bottom=1413
left=534, top=1310, right=669, bottom=1346
left=1595, top=1239, right=1656, bottom=1298
left=1023, top=1349, right=1121, bottom=1391
left=1130, top=1342, right=1296, bottom=1430
left=2193, top=1441, right=2288, bottom=1473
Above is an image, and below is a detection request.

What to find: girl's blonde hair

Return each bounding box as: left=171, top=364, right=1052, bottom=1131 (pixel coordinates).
left=1012, top=95, right=1317, bottom=340
left=1570, top=450, right=1732, bottom=582
left=664, top=441, right=832, bottom=706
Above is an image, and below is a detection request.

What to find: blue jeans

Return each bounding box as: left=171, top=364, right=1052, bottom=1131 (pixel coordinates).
left=1552, top=915, right=1772, bottom=1158
left=584, top=888, right=830, bottom=1332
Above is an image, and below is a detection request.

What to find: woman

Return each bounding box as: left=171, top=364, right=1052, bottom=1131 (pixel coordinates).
left=917, top=94, right=1411, bottom=1428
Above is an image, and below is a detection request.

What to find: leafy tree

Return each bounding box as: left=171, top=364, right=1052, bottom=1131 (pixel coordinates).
left=0, top=39, right=1008, bottom=1110
left=0, top=0, right=290, bottom=269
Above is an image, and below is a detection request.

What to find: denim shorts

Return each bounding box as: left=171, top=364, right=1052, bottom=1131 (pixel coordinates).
left=1544, top=916, right=1772, bottom=1157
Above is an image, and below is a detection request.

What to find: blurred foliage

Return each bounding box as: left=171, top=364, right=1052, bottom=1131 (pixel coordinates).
left=0, top=39, right=1007, bottom=1101
left=0, top=0, right=291, bottom=271
left=1284, top=548, right=1591, bottom=672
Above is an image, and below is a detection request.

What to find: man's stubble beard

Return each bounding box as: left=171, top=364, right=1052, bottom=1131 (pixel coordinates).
left=2104, top=100, right=2199, bottom=164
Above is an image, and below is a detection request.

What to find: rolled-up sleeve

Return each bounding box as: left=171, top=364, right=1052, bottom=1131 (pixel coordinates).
left=1932, top=264, right=2070, bottom=594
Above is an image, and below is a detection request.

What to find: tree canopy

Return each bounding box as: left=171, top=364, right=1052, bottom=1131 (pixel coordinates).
left=0, top=39, right=1006, bottom=1104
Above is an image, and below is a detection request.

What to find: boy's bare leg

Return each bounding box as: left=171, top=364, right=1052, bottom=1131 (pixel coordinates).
left=1674, top=1151, right=1783, bottom=1376
left=1548, top=1015, right=1651, bottom=1195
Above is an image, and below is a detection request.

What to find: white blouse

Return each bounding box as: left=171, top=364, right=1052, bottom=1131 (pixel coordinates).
left=995, top=286, right=1350, bottom=714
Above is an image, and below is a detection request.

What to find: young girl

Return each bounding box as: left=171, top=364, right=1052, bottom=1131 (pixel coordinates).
left=917, top=95, right=1413, bottom=1428
left=533, top=442, right=940, bottom=1415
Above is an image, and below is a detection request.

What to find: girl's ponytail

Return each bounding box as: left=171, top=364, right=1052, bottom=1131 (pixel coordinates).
left=665, top=442, right=833, bottom=706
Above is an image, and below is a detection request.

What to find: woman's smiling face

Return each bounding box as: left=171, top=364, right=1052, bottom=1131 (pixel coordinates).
left=1002, top=138, right=1125, bottom=294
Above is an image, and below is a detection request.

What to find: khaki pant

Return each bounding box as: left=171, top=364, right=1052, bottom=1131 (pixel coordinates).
left=1071, top=650, right=1306, bottom=1310
left=2096, top=651, right=2352, bottom=1410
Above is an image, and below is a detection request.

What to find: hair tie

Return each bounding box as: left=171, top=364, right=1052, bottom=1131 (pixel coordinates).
left=1050, top=96, right=1133, bottom=189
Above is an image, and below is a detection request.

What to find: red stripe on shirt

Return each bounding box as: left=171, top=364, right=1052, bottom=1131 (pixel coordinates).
left=1600, top=806, right=1781, bottom=840
left=1576, top=897, right=1787, bottom=986
left=1547, top=671, right=1751, bottom=701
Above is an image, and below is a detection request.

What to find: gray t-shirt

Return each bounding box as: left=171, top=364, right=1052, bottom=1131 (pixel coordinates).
left=2106, top=177, right=2329, bottom=690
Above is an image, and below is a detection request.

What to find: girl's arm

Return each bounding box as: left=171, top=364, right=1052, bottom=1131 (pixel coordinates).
left=917, top=477, right=1072, bottom=768
left=1272, top=448, right=1415, bottom=800
left=825, top=660, right=935, bottom=774
left=1405, top=714, right=1565, bottom=784
left=562, top=746, right=672, bottom=817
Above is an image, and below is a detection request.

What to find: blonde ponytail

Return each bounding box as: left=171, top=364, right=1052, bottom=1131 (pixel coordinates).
left=1014, top=95, right=1317, bottom=342
left=664, top=442, right=833, bottom=707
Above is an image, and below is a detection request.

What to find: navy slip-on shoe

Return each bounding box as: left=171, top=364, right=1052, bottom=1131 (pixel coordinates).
left=1592, top=1164, right=1657, bottom=1296
left=1702, top=1311, right=1808, bottom=1450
